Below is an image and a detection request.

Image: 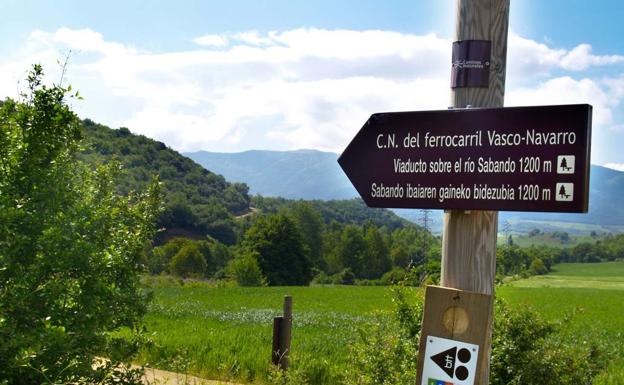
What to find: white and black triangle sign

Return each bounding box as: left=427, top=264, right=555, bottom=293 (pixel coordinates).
left=421, top=336, right=479, bottom=385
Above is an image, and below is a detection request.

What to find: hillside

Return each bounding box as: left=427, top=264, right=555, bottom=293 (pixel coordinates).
left=79, top=119, right=251, bottom=244
left=78, top=121, right=412, bottom=243
left=252, top=196, right=411, bottom=230
left=185, top=149, right=358, bottom=200
left=186, top=149, right=624, bottom=234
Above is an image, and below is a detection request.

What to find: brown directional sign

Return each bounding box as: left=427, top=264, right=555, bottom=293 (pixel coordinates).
left=338, top=104, right=592, bottom=212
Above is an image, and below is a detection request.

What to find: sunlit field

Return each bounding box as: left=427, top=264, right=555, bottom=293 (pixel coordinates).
left=138, top=262, right=624, bottom=384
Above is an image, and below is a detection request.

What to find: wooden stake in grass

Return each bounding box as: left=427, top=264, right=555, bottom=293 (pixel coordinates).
left=272, top=295, right=292, bottom=369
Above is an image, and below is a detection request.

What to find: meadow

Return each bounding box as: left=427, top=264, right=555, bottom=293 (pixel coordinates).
left=138, top=262, right=624, bottom=384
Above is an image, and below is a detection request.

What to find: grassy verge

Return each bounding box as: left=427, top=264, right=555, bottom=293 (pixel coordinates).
left=138, top=262, right=624, bottom=384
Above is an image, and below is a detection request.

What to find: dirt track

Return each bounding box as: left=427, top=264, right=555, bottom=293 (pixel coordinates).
left=141, top=366, right=241, bottom=385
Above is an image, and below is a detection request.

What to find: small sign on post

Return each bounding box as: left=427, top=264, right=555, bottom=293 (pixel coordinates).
left=451, top=40, right=492, bottom=88
left=416, top=286, right=492, bottom=385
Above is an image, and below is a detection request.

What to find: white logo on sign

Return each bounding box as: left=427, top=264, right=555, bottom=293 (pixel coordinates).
left=555, top=183, right=574, bottom=202
left=557, top=155, right=575, bottom=174
left=420, top=336, right=479, bottom=385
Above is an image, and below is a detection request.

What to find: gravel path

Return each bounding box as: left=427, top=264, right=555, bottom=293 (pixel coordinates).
left=141, top=366, right=241, bottom=385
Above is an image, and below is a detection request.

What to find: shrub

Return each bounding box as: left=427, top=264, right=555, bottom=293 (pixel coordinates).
left=311, top=270, right=333, bottom=285
left=149, top=237, right=190, bottom=274
left=345, top=287, right=422, bottom=385
left=169, top=243, right=207, bottom=278
left=380, top=267, right=407, bottom=285
left=334, top=268, right=356, bottom=285
left=227, top=251, right=266, bottom=287
left=0, top=65, right=160, bottom=384
left=346, top=288, right=604, bottom=385
left=529, top=258, right=548, bottom=275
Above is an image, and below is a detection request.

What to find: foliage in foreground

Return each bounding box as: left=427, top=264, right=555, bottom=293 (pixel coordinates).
left=348, top=291, right=604, bottom=385
left=0, top=66, right=160, bottom=384
left=278, top=284, right=605, bottom=385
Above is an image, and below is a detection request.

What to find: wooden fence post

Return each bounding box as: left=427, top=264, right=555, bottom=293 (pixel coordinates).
left=271, top=295, right=292, bottom=369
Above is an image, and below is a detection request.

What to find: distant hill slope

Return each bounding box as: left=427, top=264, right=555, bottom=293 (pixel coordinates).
left=185, top=149, right=358, bottom=200
left=79, top=119, right=251, bottom=244
left=78, top=122, right=411, bottom=243
left=499, top=164, right=624, bottom=232
left=185, top=149, right=624, bottom=234
left=252, top=196, right=412, bottom=230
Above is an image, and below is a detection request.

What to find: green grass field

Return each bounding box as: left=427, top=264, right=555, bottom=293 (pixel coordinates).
left=139, top=262, right=624, bottom=384
left=500, top=262, right=624, bottom=384
left=137, top=280, right=400, bottom=383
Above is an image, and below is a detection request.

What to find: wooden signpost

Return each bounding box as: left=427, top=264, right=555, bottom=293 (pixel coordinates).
left=337, top=1, right=592, bottom=384
left=443, top=2, right=508, bottom=383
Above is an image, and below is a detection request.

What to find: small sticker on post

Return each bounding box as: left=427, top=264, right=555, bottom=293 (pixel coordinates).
left=451, top=40, right=491, bottom=88
left=421, top=336, right=479, bottom=385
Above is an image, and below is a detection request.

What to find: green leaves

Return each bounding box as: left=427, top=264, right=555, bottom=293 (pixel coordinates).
left=0, top=65, right=160, bottom=385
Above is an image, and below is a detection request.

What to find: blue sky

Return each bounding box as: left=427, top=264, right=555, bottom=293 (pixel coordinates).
left=1, top=0, right=623, bottom=169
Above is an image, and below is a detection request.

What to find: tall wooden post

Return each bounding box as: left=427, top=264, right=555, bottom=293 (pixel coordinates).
left=280, top=295, right=293, bottom=369
left=442, top=0, right=509, bottom=384
left=272, top=295, right=293, bottom=369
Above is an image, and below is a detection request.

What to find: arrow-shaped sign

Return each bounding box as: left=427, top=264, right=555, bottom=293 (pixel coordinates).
left=338, top=104, right=591, bottom=212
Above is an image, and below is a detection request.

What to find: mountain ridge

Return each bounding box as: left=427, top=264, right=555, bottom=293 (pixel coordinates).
left=185, top=149, right=624, bottom=234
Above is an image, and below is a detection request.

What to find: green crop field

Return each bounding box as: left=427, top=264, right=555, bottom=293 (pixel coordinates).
left=500, top=262, right=624, bottom=384
left=136, top=279, right=401, bottom=383
left=138, top=263, right=624, bottom=384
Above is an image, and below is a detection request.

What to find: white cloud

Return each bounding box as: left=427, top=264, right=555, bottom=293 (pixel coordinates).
left=231, top=31, right=275, bottom=46
left=560, top=44, right=624, bottom=71
left=0, top=27, right=622, bottom=161
left=48, top=27, right=132, bottom=55
left=506, top=76, right=615, bottom=126
left=193, top=34, right=228, bottom=47
left=604, top=163, right=624, bottom=172
left=507, top=32, right=624, bottom=80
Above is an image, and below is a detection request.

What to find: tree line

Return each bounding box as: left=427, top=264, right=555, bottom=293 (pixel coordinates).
left=149, top=207, right=624, bottom=287
left=146, top=201, right=441, bottom=286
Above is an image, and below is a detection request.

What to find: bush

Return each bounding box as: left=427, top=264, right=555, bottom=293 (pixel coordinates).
left=0, top=65, right=160, bottom=384
left=334, top=268, right=356, bottom=285
left=491, top=299, right=604, bottom=385
left=227, top=251, right=266, bottom=286
left=169, top=243, right=207, bottom=278
left=149, top=237, right=189, bottom=274
left=529, top=258, right=548, bottom=275
left=311, top=270, right=333, bottom=285
left=380, top=267, right=407, bottom=285
left=345, top=287, right=422, bottom=385
left=346, top=287, right=604, bottom=385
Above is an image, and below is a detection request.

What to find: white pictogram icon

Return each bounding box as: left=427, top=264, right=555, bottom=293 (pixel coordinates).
left=556, top=183, right=574, bottom=202
left=421, top=336, right=479, bottom=385
left=557, top=155, right=575, bottom=174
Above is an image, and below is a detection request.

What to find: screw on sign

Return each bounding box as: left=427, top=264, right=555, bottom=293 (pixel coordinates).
left=420, top=336, right=479, bottom=385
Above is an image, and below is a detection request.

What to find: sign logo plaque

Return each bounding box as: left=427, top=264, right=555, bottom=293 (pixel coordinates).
left=421, top=336, right=479, bottom=385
